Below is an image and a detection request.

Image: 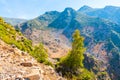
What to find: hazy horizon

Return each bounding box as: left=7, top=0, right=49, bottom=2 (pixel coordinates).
left=0, top=0, right=120, bottom=19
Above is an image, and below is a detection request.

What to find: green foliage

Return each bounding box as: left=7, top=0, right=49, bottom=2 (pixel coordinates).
left=76, top=69, right=95, bottom=80
left=56, top=30, right=95, bottom=80
left=31, top=43, right=53, bottom=66
left=30, top=43, right=53, bottom=66
left=0, top=17, right=52, bottom=66
left=0, top=17, right=4, bottom=23
left=44, top=60, right=53, bottom=67
left=67, top=68, right=95, bottom=80
left=31, top=43, right=48, bottom=63
left=97, top=71, right=108, bottom=80
left=0, top=17, right=33, bottom=53
left=60, top=30, right=86, bottom=70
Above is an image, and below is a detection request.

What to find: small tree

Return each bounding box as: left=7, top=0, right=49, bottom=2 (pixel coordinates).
left=58, top=29, right=86, bottom=75
left=70, top=29, right=85, bottom=68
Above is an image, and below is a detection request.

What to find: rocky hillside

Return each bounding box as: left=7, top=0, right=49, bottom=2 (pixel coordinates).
left=15, top=6, right=120, bottom=80
left=0, top=38, right=110, bottom=80
left=0, top=39, right=65, bottom=80
left=0, top=17, right=66, bottom=80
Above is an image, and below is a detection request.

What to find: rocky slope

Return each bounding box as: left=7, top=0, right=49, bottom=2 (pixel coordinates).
left=0, top=39, right=65, bottom=80
left=0, top=17, right=66, bottom=80
left=0, top=37, right=110, bottom=80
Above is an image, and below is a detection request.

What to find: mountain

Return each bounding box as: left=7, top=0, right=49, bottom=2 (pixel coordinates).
left=15, top=11, right=70, bottom=58
left=78, top=5, right=120, bottom=24
left=16, top=11, right=60, bottom=32
left=0, top=17, right=66, bottom=80
left=0, top=16, right=108, bottom=80
left=78, top=5, right=93, bottom=13
left=49, top=8, right=76, bottom=29
left=49, top=8, right=120, bottom=79
left=15, top=7, right=120, bottom=80
left=3, top=17, right=27, bottom=26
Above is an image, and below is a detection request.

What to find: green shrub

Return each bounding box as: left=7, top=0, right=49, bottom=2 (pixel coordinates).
left=44, top=60, right=53, bottom=67
left=31, top=43, right=48, bottom=63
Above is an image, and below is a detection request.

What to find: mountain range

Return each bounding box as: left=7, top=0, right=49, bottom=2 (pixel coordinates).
left=3, top=17, right=27, bottom=26
left=3, top=5, right=120, bottom=80
left=78, top=5, right=120, bottom=24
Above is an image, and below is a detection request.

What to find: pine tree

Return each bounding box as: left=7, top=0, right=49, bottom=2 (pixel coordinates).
left=70, top=29, right=85, bottom=68
left=58, top=29, right=86, bottom=74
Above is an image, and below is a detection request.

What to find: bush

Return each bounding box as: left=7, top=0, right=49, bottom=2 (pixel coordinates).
left=31, top=43, right=53, bottom=66
left=31, top=43, right=48, bottom=63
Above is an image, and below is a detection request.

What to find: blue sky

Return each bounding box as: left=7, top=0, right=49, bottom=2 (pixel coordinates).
left=0, top=0, right=120, bottom=19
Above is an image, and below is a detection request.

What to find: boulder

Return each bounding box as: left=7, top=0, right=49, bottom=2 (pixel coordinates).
left=24, top=74, right=40, bottom=80
left=20, top=63, right=32, bottom=67
left=15, top=77, right=22, bottom=80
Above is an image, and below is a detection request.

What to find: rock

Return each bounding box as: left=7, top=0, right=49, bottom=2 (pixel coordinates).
left=15, top=77, right=22, bottom=80
left=0, top=67, right=2, bottom=72
left=58, top=77, right=63, bottom=80
left=24, top=74, right=40, bottom=80
left=20, top=63, right=32, bottom=67
left=33, top=63, right=38, bottom=66
left=11, top=44, right=16, bottom=48
left=21, top=51, right=27, bottom=56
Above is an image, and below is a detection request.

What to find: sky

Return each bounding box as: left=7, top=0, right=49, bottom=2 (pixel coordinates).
left=0, top=0, right=120, bottom=19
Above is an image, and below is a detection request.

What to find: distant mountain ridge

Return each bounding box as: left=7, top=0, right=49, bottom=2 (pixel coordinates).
left=16, top=11, right=60, bottom=33
left=78, top=5, right=120, bottom=24
left=3, top=17, right=27, bottom=26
